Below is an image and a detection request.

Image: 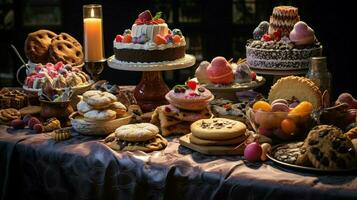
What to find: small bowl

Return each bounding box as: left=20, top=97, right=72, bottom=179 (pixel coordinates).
left=248, top=107, right=313, bottom=140
left=69, top=112, right=132, bottom=136
left=40, top=99, right=74, bottom=122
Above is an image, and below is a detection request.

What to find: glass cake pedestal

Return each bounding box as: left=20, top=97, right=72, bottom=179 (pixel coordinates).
left=107, top=54, right=196, bottom=112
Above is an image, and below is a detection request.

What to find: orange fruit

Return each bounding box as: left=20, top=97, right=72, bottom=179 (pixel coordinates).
left=123, top=34, right=132, bottom=43
left=253, top=101, right=272, bottom=112
left=173, top=35, right=181, bottom=43
left=281, top=118, right=296, bottom=134
left=155, top=35, right=167, bottom=45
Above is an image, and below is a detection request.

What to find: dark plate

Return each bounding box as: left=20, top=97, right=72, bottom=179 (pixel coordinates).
left=267, top=143, right=357, bottom=174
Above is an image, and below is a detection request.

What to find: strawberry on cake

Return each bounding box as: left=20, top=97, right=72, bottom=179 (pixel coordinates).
left=113, top=10, right=186, bottom=63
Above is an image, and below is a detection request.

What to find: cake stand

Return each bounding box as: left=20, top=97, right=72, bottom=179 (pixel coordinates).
left=107, top=54, right=196, bottom=112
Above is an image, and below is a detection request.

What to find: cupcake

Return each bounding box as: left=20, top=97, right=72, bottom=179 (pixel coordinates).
left=165, top=80, right=214, bottom=111
left=206, top=56, right=234, bottom=84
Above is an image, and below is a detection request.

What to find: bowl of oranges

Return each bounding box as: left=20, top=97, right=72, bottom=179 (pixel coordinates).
left=248, top=99, right=314, bottom=141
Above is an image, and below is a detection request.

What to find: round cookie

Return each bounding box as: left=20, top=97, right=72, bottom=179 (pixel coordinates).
left=77, top=100, right=92, bottom=114
left=83, top=90, right=117, bottom=109
left=189, top=133, right=247, bottom=146
left=115, top=123, right=159, bottom=142
left=49, top=40, right=84, bottom=66
left=52, top=33, right=82, bottom=49
left=191, top=118, right=246, bottom=140
left=83, top=109, right=116, bottom=121
left=0, top=108, right=21, bottom=122
left=305, top=125, right=357, bottom=170
left=24, top=29, right=57, bottom=64
left=109, top=102, right=127, bottom=117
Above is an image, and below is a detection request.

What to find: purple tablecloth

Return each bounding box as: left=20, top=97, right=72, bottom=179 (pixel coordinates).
left=1, top=125, right=357, bottom=200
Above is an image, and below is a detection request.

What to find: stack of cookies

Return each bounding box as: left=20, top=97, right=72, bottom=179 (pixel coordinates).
left=25, top=29, right=84, bottom=66
left=77, top=90, right=127, bottom=122
left=151, top=81, right=214, bottom=136
left=188, top=118, right=248, bottom=149
left=104, top=123, right=168, bottom=152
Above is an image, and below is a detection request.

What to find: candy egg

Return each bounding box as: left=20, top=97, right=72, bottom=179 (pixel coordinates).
left=289, top=101, right=313, bottom=117
left=260, top=143, right=272, bottom=161
left=271, top=102, right=290, bottom=112
left=244, top=142, right=262, bottom=162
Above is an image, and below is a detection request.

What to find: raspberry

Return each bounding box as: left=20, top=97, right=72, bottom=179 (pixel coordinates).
left=164, top=106, right=171, bottom=113
left=261, top=34, right=272, bottom=42
left=155, top=18, right=165, bottom=24
left=273, top=31, right=281, bottom=41
left=115, top=34, right=124, bottom=42
left=250, top=71, right=257, bottom=81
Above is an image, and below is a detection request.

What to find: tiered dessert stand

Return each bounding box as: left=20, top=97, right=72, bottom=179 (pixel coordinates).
left=107, top=54, right=196, bottom=112
left=250, top=66, right=308, bottom=83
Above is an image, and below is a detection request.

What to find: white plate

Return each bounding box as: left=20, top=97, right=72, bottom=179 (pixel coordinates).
left=107, top=54, right=196, bottom=71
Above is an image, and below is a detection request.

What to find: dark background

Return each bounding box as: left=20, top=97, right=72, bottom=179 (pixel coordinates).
left=0, top=0, right=356, bottom=99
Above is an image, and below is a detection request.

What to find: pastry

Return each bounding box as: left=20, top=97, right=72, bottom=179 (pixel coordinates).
left=24, top=29, right=57, bottom=64
left=109, top=102, right=127, bottom=117
left=189, top=133, right=248, bottom=146
left=82, top=90, right=117, bottom=109
left=268, top=6, right=300, bottom=36
left=51, top=33, right=82, bottom=49
left=305, top=125, right=357, bottom=170
left=268, top=76, right=322, bottom=109
left=104, top=123, right=167, bottom=152
left=273, top=141, right=310, bottom=165
left=151, top=105, right=211, bottom=136
left=165, top=81, right=214, bottom=111
left=0, top=88, right=28, bottom=109
left=210, top=99, right=247, bottom=122
left=206, top=57, right=234, bottom=84
left=113, top=10, right=186, bottom=63
left=191, top=118, right=246, bottom=140
left=49, top=40, right=84, bottom=66
left=114, top=123, right=159, bottom=142
left=246, top=6, right=322, bottom=70
left=83, top=109, right=117, bottom=122
left=24, top=62, right=91, bottom=90
left=0, top=108, right=21, bottom=122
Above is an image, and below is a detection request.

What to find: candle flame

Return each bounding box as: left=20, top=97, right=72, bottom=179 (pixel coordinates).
left=90, top=8, right=94, bottom=17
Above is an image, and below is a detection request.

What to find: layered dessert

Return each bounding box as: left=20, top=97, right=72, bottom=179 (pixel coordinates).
left=24, top=62, right=91, bottom=90
left=246, top=6, right=322, bottom=69
left=113, top=10, right=186, bottom=62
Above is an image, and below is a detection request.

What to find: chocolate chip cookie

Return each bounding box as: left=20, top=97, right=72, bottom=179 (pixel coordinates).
left=25, top=29, right=57, bottom=64
left=305, top=125, right=357, bottom=170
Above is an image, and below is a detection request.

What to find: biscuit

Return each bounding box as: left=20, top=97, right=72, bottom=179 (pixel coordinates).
left=49, top=40, right=84, bottom=66
left=83, top=90, right=117, bottom=109
left=52, top=33, right=82, bottom=49
left=161, top=104, right=212, bottom=122
left=109, top=102, right=127, bottom=117
left=0, top=108, right=21, bottom=122
left=24, top=29, right=57, bottom=64
left=77, top=100, right=92, bottom=114
left=189, top=133, right=248, bottom=146
left=191, top=118, right=246, bottom=140
left=115, top=123, right=159, bottom=142
left=305, top=125, right=357, bottom=170
left=83, top=109, right=116, bottom=121
left=104, top=133, right=167, bottom=152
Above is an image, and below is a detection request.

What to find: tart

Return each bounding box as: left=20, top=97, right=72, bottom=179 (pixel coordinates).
left=268, top=76, right=322, bottom=109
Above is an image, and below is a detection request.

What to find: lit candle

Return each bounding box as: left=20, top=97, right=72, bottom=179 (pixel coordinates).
left=83, top=5, right=104, bottom=62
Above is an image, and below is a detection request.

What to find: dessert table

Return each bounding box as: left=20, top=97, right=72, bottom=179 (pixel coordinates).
left=1, top=125, right=357, bottom=200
